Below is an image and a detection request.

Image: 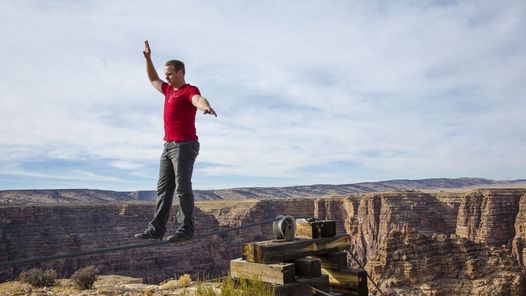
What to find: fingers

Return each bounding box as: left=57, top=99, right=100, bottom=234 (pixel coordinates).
left=144, top=40, right=151, bottom=52
left=205, top=108, right=217, bottom=117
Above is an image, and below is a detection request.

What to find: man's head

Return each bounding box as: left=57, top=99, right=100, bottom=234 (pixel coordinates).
left=164, top=60, right=186, bottom=87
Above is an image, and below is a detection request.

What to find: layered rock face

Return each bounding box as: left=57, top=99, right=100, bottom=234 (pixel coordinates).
left=0, top=199, right=314, bottom=284
left=512, top=193, right=526, bottom=272
left=456, top=189, right=524, bottom=246
left=1, top=189, right=526, bottom=295
left=313, top=189, right=526, bottom=295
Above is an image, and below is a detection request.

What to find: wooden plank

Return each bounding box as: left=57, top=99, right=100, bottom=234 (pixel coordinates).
left=320, top=268, right=367, bottom=289
left=296, top=219, right=336, bottom=239
left=275, top=275, right=331, bottom=296
left=273, top=282, right=312, bottom=296
left=243, top=234, right=350, bottom=264
left=230, top=258, right=295, bottom=285
left=289, top=256, right=321, bottom=278
left=296, top=274, right=331, bottom=292
left=330, top=286, right=368, bottom=296
left=315, top=251, right=348, bottom=270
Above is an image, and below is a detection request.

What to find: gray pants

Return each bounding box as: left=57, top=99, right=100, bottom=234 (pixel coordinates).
left=149, top=141, right=199, bottom=235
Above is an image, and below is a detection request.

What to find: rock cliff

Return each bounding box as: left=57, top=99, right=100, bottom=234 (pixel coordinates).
left=1, top=189, right=526, bottom=295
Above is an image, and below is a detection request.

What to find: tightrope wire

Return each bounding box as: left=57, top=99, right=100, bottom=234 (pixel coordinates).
left=0, top=217, right=279, bottom=267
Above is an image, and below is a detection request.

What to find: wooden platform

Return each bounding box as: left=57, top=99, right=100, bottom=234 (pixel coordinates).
left=232, top=218, right=368, bottom=296
left=243, top=234, right=350, bottom=264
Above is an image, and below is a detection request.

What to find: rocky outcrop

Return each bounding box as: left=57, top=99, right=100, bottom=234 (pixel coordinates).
left=512, top=193, right=526, bottom=272
left=1, top=189, right=526, bottom=296
left=456, top=189, right=525, bottom=246
left=312, top=189, right=526, bottom=295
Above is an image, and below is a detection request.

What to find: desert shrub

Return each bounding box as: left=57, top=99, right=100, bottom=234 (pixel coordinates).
left=178, top=273, right=192, bottom=287
left=18, top=268, right=57, bottom=287
left=71, top=265, right=98, bottom=290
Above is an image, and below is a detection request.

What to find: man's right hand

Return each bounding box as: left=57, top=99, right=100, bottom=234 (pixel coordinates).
left=143, top=40, right=163, bottom=93
left=143, top=40, right=152, bottom=59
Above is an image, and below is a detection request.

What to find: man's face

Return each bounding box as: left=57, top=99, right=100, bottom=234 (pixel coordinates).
left=164, top=65, right=184, bottom=86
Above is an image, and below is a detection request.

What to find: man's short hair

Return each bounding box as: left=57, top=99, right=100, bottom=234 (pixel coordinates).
left=165, top=60, right=185, bottom=75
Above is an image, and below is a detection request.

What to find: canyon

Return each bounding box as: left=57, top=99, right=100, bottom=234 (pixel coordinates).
left=2, top=177, right=525, bottom=206
left=1, top=187, right=526, bottom=295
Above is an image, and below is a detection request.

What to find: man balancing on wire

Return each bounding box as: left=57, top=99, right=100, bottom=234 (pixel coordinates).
left=135, top=40, right=217, bottom=241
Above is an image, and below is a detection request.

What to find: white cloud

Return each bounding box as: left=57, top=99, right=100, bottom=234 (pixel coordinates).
left=110, top=161, right=143, bottom=170
left=1, top=0, right=525, bottom=190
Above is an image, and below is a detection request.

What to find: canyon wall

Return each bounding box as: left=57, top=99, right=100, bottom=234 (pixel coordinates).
left=313, top=189, right=526, bottom=295
left=0, top=199, right=314, bottom=284
left=1, top=189, right=526, bottom=295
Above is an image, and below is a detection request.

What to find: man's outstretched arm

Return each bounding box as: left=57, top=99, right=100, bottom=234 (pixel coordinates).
left=192, top=95, right=217, bottom=117
left=143, top=40, right=163, bottom=93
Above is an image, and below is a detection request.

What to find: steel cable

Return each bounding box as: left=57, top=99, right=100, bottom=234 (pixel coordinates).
left=348, top=249, right=386, bottom=296
left=0, top=216, right=280, bottom=267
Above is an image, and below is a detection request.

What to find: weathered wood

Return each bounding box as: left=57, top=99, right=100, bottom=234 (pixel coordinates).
left=295, top=219, right=336, bottom=239
left=296, top=274, right=331, bottom=292
left=230, top=258, right=295, bottom=285
left=320, top=268, right=367, bottom=289
left=273, top=282, right=312, bottom=296
left=289, top=256, right=321, bottom=278
left=315, top=251, right=348, bottom=270
left=274, top=275, right=331, bottom=296
left=243, top=234, right=350, bottom=264
left=330, top=286, right=368, bottom=296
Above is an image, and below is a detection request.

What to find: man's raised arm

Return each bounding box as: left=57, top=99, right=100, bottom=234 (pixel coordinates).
left=143, top=40, right=163, bottom=93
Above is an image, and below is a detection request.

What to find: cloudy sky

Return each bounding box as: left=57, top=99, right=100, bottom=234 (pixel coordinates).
left=0, top=0, right=524, bottom=191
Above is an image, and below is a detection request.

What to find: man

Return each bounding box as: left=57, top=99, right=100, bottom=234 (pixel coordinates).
left=135, top=40, right=217, bottom=241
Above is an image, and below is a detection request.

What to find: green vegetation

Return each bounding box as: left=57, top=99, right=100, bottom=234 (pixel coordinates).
left=192, top=276, right=273, bottom=296
left=219, top=276, right=273, bottom=296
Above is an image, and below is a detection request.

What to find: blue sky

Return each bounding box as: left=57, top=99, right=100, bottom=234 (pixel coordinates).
left=0, top=0, right=525, bottom=191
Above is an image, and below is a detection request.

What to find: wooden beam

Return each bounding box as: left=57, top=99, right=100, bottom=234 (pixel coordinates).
left=295, top=219, right=336, bottom=239
left=320, top=268, right=367, bottom=289
left=275, top=275, right=331, bottom=296
left=289, top=256, right=321, bottom=278
left=330, top=286, right=368, bottom=296
left=296, top=274, right=331, bottom=292
left=243, top=234, right=350, bottom=264
left=315, top=251, right=348, bottom=270
left=272, top=282, right=312, bottom=296
left=230, top=258, right=295, bottom=285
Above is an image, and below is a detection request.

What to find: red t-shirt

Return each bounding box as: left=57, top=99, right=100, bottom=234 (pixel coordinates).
left=161, top=82, right=200, bottom=142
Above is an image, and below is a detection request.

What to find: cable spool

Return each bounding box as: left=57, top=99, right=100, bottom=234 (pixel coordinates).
left=273, top=215, right=296, bottom=241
